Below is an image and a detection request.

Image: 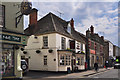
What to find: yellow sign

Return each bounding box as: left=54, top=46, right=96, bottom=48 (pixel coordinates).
left=76, top=61, right=78, bottom=63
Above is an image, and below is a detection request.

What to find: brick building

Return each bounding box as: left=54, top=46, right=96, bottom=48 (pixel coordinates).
left=86, top=25, right=105, bottom=69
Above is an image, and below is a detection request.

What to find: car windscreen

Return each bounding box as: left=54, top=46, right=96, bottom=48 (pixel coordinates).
left=21, top=61, right=26, bottom=65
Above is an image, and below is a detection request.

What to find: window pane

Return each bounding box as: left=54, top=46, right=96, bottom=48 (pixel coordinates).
left=70, top=40, right=75, bottom=49
left=61, top=37, right=66, bottom=49
left=60, top=55, right=64, bottom=65
left=81, top=43, right=83, bottom=51
left=43, top=36, right=48, bottom=47
left=77, top=57, right=80, bottom=65
left=91, top=42, right=94, bottom=49
left=44, top=56, right=47, bottom=65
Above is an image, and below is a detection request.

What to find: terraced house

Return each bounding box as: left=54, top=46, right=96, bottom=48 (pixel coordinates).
left=24, top=8, right=87, bottom=72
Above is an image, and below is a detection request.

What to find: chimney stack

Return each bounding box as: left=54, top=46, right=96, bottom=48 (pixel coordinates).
left=29, top=8, right=38, bottom=26
left=101, top=36, right=104, bottom=40
left=70, top=18, right=74, bottom=29
left=90, top=25, right=94, bottom=34
left=86, top=28, right=90, bottom=37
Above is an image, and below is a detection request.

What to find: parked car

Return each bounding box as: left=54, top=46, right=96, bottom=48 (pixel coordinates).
left=21, top=60, right=28, bottom=75
left=114, top=63, right=120, bottom=69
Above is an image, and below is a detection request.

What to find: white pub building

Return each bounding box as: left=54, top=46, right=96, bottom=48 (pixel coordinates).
left=24, top=8, right=87, bottom=72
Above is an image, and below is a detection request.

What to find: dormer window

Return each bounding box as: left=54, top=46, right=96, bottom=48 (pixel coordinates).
left=67, top=23, right=71, bottom=34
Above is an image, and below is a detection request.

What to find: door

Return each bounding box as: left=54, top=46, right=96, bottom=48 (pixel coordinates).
left=71, top=57, right=76, bottom=72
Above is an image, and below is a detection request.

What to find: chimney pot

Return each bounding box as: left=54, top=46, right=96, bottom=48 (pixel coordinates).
left=86, top=28, right=90, bottom=37
left=70, top=18, right=74, bottom=29
left=101, top=36, right=104, bottom=40
left=90, top=25, right=94, bottom=34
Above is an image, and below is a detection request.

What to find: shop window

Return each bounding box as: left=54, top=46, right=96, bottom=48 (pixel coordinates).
left=60, top=55, right=64, bottom=65
left=66, top=55, right=68, bottom=65
left=77, top=57, right=80, bottom=65
left=61, top=37, right=66, bottom=49
left=60, top=55, right=71, bottom=66
left=66, top=55, right=71, bottom=65
left=44, top=55, right=47, bottom=65
left=43, top=36, right=48, bottom=48
left=81, top=57, right=84, bottom=65
left=2, top=50, right=14, bottom=77
left=68, top=55, right=71, bottom=65
left=0, top=4, right=5, bottom=27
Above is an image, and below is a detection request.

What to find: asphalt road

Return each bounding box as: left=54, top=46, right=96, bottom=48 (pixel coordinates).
left=23, top=68, right=120, bottom=80
left=88, top=69, right=119, bottom=78
left=23, top=71, right=67, bottom=80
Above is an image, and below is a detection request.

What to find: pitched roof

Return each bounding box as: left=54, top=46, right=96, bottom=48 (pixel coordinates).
left=25, top=12, right=86, bottom=43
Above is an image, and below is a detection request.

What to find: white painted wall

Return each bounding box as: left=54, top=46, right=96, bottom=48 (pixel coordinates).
left=2, top=2, right=24, bottom=33
left=109, top=42, right=113, bottom=57
left=25, top=33, right=86, bottom=71
left=25, top=33, right=58, bottom=71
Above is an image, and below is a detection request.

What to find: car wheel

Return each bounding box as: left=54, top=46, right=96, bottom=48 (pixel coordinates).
left=22, top=65, right=27, bottom=70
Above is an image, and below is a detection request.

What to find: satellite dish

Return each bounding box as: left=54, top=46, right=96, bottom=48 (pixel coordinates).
left=20, top=0, right=32, bottom=15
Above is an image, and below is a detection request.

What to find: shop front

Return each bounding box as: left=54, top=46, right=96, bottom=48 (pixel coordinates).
left=2, top=45, right=14, bottom=77
left=90, top=49, right=96, bottom=69
left=75, top=53, right=86, bottom=71
left=1, top=30, right=28, bottom=79
left=58, top=50, right=73, bottom=72
left=95, top=52, right=104, bottom=67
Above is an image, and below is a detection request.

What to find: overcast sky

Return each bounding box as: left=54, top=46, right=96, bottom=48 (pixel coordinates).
left=24, top=1, right=118, bottom=46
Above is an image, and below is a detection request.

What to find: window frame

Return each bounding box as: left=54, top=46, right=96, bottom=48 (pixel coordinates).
left=81, top=57, right=84, bottom=65
left=65, top=55, right=71, bottom=65
left=60, top=55, right=65, bottom=65
left=43, top=55, right=47, bottom=65
left=61, top=37, right=66, bottom=50
left=59, top=54, right=71, bottom=66
left=43, top=36, right=48, bottom=48
left=77, top=57, right=80, bottom=65
left=81, top=43, right=83, bottom=51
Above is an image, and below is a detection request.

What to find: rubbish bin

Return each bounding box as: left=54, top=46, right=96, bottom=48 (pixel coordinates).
left=67, top=67, right=71, bottom=74
left=75, top=67, right=78, bottom=72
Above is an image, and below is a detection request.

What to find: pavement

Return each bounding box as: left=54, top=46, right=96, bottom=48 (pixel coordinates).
left=46, top=67, right=113, bottom=78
